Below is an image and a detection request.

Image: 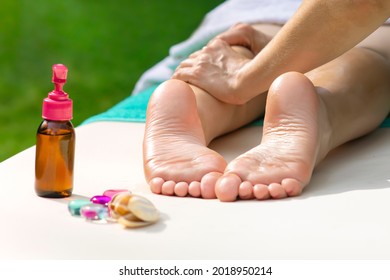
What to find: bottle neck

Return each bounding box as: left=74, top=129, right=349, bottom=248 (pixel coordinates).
left=38, top=119, right=74, bottom=136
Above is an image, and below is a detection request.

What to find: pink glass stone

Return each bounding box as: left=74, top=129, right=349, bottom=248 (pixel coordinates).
left=90, top=195, right=111, bottom=206
left=102, top=189, right=129, bottom=198
left=80, top=204, right=108, bottom=220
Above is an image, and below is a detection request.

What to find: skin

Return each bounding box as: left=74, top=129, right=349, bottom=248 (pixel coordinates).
left=143, top=24, right=390, bottom=201
left=172, top=0, right=390, bottom=105
left=143, top=1, right=390, bottom=201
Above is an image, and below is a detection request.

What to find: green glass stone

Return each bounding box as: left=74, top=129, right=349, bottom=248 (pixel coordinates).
left=68, top=199, right=92, bottom=216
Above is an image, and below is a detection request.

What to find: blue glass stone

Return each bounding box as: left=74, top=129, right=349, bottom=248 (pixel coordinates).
left=68, top=199, right=92, bottom=216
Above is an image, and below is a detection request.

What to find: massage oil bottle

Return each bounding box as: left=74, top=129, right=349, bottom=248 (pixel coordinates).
left=35, top=64, right=75, bottom=198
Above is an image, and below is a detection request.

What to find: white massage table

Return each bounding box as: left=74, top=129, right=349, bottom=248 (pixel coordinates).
left=1, top=121, right=389, bottom=260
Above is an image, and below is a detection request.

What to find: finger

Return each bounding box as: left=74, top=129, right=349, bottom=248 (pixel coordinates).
left=176, top=58, right=194, bottom=70
left=215, top=23, right=259, bottom=50
left=188, top=49, right=202, bottom=59
left=215, top=29, right=251, bottom=47
left=207, top=38, right=246, bottom=59
left=171, top=67, right=197, bottom=83
left=172, top=66, right=211, bottom=89
left=206, top=37, right=229, bottom=50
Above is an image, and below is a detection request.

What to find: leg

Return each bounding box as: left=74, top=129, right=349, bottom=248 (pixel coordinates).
left=143, top=47, right=267, bottom=198
left=216, top=46, right=390, bottom=201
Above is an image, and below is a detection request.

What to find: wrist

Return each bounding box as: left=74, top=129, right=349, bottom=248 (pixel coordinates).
left=232, top=63, right=261, bottom=104
left=235, top=60, right=268, bottom=104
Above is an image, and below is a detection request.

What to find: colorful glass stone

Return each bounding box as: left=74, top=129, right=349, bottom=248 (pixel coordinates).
left=68, top=199, right=92, bottom=216
left=80, top=204, right=109, bottom=221
left=90, top=195, right=111, bottom=206
left=102, top=189, right=130, bottom=198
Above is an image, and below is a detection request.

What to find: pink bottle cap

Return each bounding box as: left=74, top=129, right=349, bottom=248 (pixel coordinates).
left=42, top=64, right=73, bottom=121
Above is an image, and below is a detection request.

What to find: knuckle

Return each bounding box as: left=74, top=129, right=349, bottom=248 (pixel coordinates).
left=231, top=22, right=246, bottom=29
left=237, top=23, right=253, bottom=34
left=201, top=44, right=211, bottom=52
left=233, top=22, right=251, bottom=31
left=189, top=50, right=201, bottom=58
left=192, top=65, right=203, bottom=76
left=198, top=53, right=210, bottom=64
left=207, top=38, right=225, bottom=50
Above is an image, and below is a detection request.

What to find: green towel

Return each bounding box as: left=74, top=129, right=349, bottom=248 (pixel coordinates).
left=83, top=85, right=159, bottom=125
left=83, top=84, right=390, bottom=128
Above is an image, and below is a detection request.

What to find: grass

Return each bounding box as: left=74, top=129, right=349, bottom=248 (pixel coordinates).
left=0, top=0, right=224, bottom=162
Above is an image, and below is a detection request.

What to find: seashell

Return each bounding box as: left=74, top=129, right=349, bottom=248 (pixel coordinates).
left=110, top=199, right=130, bottom=216
left=127, top=195, right=159, bottom=223
left=117, top=213, right=153, bottom=228
left=108, top=192, right=159, bottom=228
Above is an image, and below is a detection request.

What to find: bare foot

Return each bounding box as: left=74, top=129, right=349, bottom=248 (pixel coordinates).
left=143, top=79, right=226, bottom=198
left=216, top=72, right=331, bottom=202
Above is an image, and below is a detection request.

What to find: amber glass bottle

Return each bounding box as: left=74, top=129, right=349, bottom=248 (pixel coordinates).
left=35, top=120, right=75, bottom=197
left=35, top=64, right=75, bottom=198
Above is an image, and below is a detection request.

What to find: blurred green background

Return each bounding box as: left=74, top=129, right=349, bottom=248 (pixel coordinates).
left=0, top=0, right=224, bottom=162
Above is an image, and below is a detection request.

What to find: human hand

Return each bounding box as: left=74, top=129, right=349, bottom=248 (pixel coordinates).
left=214, top=23, right=271, bottom=55
left=172, top=38, right=253, bottom=104
left=172, top=24, right=271, bottom=105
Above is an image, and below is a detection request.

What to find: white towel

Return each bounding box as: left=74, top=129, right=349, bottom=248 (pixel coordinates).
left=132, top=0, right=390, bottom=94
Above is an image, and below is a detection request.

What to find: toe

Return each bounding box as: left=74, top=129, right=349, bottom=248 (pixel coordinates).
left=238, top=181, right=254, bottom=199
left=174, top=182, right=189, bottom=197
left=282, top=178, right=303, bottom=197
left=253, top=184, right=270, bottom=200
left=215, top=173, right=241, bottom=202
left=149, top=177, right=164, bottom=194
left=162, top=180, right=175, bottom=196
left=188, top=181, right=201, bottom=197
left=200, top=172, right=222, bottom=199
left=268, top=183, right=287, bottom=199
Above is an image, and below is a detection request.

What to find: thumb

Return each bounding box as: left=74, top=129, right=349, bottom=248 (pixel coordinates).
left=213, top=23, right=252, bottom=48
left=207, top=37, right=231, bottom=50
